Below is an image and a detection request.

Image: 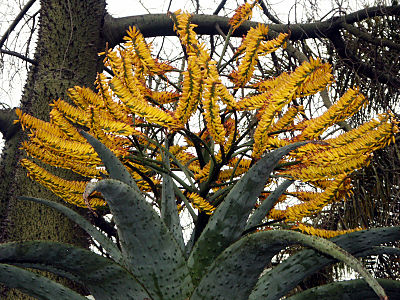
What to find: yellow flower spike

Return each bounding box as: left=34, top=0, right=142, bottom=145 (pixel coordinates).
left=236, top=91, right=271, bottom=111
left=222, top=118, right=237, bottom=153
left=110, top=76, right=177, bottom=129
left=67, top=86, right=104, bottom=110
left=49, top=108, right=86, bottom=142
left=202, top=64, right=226, bottom=144
left=290, top=143, right=326, bottom=159
left=267, top=208, right=286, bottom=220
left=14, top=108, right=66, bottom=137
left=325, top=116, right=384, bottom=147
left=171, top=10, right=200, bottom=54
left=284, top=174, right=350, bottom=222
left=123, top=26, right=159, bottom=75
left=20, top=159, right=105, bottom=208
left=252, top=59, right=335, bottom=157
left=262, top=136, right=291, bottom=150
left=259, top=32, right=288, bottom=55
left=252, top=102, right=280, bottom=158
left=204, top=62, right=238, bottom=110
left=299, top=119, right=398, bottom=167
left=217, top=166, right=248, bottom=181
left=174, top=55, right=203, bottom=125
left=51, top=99, right=90, bottom=127
left=295, top=223, right=363, bottom=238
left=294, top=62, right=333, bottom=98
left=102, top=47, right=124, bottom=77
left=216, top=81, right=237, bottom=110
left=270, top=58, right=327, bottom=105
left=231, top=24, right=269, bottom=87
left=31, top=129, right=100, bottom=163
left=150, top=91, right=181, bottom=104
left=86, top=106, right=129, bottom=157
left=22, top=141, right=103, bottom=178
left=229, top=0, right=260, bottom=32
left=269, top=105, right=304, bottom=133
left=95, top=73, right=131, bottom=123
left=283, top=154, right=371, bottom=182
left=187, top=192, right=216, bottom=215
left=193, top=162, right=211, bottom=182
left=291, top=191, right=319, bottom=202
left=227, top=157, right=252, bottom=170
left=251, top=72, right=290, bottom=92
left=299, top=87, right=367, bottom=140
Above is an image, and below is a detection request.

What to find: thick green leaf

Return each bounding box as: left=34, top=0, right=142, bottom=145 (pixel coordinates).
left=357, top=246, right=400, bottom=257
left=0, top=263, right=87, bottom=300
left=188, top=142, right=306, bottom=284
left=286, top=279, right=400, bottom=300
left=249, top=227, right=400, bottom=300
left=19, top=196, right=123, bottom=264
left=190, top=231, right=289, bottom=300
left=245, top=179, right=293, bottom=231
left=80, top=130, right=140, bottom=193
left=0, top=241, right=150, bottom=300
left=161, top=142, right=185, bottom=254
left=84, top=179, right=193, bottom=300
left=191, top=229, right=387, bottom=300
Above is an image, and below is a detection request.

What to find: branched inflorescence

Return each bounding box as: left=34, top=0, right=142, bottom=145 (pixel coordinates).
left=15, top=5, right=398, bottom=238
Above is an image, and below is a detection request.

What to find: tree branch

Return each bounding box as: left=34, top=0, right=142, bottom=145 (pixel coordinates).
left=341, top=22, right=400, bottom=51
left=0, top=0, right=37, bottom=49
left=0, top=49, right=37, bottom=65
left=0, top=108, right=19, bottom=141
left=103, top=5, right=400, bottom=46
left=329, top=30, right=400, bottom=89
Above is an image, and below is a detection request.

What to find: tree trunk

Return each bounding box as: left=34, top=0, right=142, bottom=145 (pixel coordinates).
left=0, top=0, right=106, bottom=298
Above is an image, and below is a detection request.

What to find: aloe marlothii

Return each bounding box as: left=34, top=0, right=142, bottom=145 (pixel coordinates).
left=0, top=133, right=398, bottom=299
left=4, top=3, right=400, bottom=299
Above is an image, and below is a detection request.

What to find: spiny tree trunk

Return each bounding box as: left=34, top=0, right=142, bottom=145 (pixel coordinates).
left=0, top=0, right=106, bottom=298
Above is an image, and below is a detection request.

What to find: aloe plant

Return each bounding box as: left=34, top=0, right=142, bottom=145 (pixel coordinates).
left=0, top=133, right=399, bottom=300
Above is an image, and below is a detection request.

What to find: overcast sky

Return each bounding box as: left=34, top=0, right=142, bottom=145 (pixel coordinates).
left=0, top=0, right=383, bottom=109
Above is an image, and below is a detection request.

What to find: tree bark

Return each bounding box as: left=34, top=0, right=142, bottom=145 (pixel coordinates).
left=103, top=5, right=400, bottom=46
left=0, top=0, right=106, bottom=298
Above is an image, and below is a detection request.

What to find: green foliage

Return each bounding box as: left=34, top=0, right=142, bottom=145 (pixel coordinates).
left=1, top=134, right=399, bottom=299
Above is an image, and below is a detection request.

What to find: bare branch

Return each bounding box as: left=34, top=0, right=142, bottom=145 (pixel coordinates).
left=103, top=5, right=400, bottom=46
left=259, top=0, right=282, bottom=24
left=0, top=0, right=37, bottom=50
left=341, top=22, right=400, bottom=51
left=330, top=30, right=400, bottom=89
left=0, top=49, right=37, bottom=65
left=213, top=0, right=228, bottom=15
